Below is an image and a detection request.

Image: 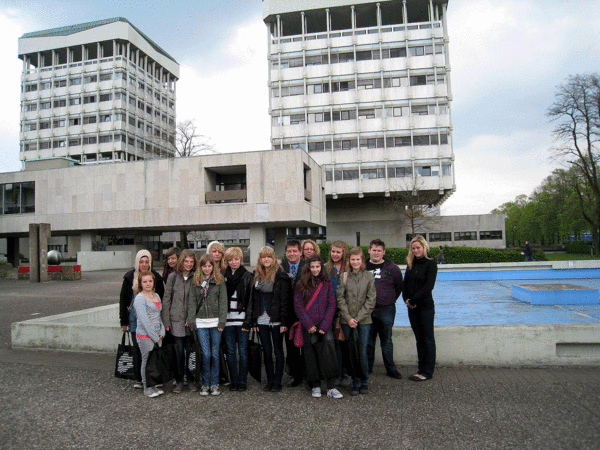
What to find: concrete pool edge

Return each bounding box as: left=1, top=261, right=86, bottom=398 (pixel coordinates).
left=12, top=304, right=600, bottom=366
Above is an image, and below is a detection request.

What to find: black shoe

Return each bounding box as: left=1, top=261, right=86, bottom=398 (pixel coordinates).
left=350, top=387, right=360, bottom=396
left=359, top=386, right=369, bottom=395
left=287, top=378, right=302, bottom=387
left=263, top=382, right=274, bottom=392
left=238, top=384, right=247, bottom=392
left=229, top=383, right=238, bottom=391
left=387, top=370, right=403, bottom=379
left=271, top=383, right=282, bottom=392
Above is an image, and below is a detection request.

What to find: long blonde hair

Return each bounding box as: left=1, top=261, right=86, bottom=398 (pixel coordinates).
left=254, top=246, right=282, bottom=282
left=326, top=241, right=349, bottom=277
left=194, top=254, right=224, bottom=286
left=407, top=235, right=430, bottom=269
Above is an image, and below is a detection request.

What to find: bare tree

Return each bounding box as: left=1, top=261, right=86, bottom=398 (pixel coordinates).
left=384, top=177, right=442, bottom=240
left=548, top=73, right=600, bottom=252
left=175, top=119, right=215, bottom=157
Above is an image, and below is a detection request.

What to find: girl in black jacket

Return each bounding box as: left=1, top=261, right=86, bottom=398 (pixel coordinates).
left=247, top=246, right=291, bottom=392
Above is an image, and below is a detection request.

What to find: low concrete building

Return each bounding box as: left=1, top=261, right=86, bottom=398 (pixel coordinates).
left=0, top=149, right=326, bottom=269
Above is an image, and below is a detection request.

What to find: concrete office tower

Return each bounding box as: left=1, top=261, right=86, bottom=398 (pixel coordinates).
left=18, top=18, right=179, bottom=167
left=263, top=0, right=455, bottom=245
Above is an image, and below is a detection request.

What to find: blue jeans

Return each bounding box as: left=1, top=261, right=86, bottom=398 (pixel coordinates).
left=408, top=308, right=436, bottom=378
left=258, top=325, right=284, bottom=385
left=223, top=326, right=249, bottom=386
left=197, top=327, right=222, bottom=386
left=342, top=323, right=371, bottom=388
left=367, top=304, right=398, bottom=374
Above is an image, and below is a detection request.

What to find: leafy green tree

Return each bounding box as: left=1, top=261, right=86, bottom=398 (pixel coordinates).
left=547, top=73, right=600, bottom=252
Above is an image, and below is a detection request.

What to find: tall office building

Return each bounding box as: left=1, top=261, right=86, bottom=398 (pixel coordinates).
left=263, top=0, right=455, bottom=245
left=18, top=18, right=179, bottom=166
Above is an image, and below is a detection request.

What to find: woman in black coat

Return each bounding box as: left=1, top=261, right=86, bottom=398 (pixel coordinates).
left=403, top=235, right=437, bottom=381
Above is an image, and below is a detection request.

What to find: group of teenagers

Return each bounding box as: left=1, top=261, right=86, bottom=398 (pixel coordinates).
left=119, top=235, right=438, bottom=400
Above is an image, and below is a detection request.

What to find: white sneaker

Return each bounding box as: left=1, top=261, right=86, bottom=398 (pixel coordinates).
left=311, top=387, right=322, bottom=398
left=210, top=385, right=221, bottom=396
left=134, top=382, right=143, bottom=389
left=327, top=388, right=344, bottom=399
left=200, top=385, right=209, bottom=396
left=144, top=387, right=159, bottom=398
left=155, top=387, right=164, bottom=395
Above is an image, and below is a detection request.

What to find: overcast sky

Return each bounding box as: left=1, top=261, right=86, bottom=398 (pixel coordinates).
left=1, top=0, right=598, bottom=215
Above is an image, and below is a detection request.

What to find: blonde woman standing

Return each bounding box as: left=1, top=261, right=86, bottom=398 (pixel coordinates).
left=403, top=235, right=438, bottom=381
left=247, top=246, right=291, bottom=392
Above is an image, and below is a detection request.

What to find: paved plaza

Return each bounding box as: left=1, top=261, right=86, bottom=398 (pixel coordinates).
left=0, top=268, right=599, bottom=449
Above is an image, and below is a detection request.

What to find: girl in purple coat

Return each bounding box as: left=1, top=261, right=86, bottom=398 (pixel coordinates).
left=294, top=255, right=343, bottom=399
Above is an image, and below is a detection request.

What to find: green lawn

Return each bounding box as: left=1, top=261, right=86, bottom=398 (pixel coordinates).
left=544, top=253, right=596, bottom=261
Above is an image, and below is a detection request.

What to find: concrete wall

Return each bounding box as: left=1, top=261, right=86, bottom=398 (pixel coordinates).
left=0, top=149, right=326, bottom=238
left=326, top=197, right=506, bottom=248
left=77, top=251, right=133, bottom=271
left=12, top=304, right=600, bottom=366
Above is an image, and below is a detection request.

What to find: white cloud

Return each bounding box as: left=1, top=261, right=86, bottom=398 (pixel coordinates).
left=441, top=130, right=557, bottom=215
left=176, top=19, right=270, bottom=152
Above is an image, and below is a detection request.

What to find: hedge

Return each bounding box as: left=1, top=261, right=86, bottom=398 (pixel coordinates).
left=564, top=240, right=591, bottom=254
left=319, top=242, right=547, bottom=264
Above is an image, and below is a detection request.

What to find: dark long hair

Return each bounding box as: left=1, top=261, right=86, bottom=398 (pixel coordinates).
left=296, top=255, right=329, bottom=304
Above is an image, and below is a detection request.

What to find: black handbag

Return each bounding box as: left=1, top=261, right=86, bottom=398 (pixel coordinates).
left=341, top=328, right=367, bottom=379
left=146, top=342, right=177, bottom=387
left=188, top=332, right=202, bottom=383
left=114, top=332, right=141, bottom=380
left=247, top=330, right=262, bottom=383
left=315, top=335, right=341, bottom=380
left=219, top=340, right=230, bottom=385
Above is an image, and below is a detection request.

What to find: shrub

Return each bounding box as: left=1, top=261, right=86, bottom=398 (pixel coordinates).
left=319, top=242, right=547, bottom=264
left=564, top=240, right=591, bottom=254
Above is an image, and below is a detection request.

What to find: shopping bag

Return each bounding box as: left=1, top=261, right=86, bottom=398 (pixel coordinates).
left=114, top=332, right=141, bottom=380
left=316, top=337, right=341, bottom=380
left=188, top=332, right=202, bottom=383
left=146, top=343, right=177, bottom=387
left=247, top=330, right=262, bottom=383
left=341, top=328, right=367, bottom=379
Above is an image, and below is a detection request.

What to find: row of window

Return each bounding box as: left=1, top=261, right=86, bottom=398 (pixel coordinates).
left=271, top=43, right=444, bottom=69
left=275, top=132, right=449, bottom=152
left=22, top=112, right=172, bottom=134
left=324, top=164, right=451, bottom=181
left=425, top=231, right=503, bottom=242
left=1, top=182, right=35, bottom=215
left=24, top=69, right=173, bottom=99
left=22, top=131, right=174, bottom=152
left=273, top=103, right=447, bottom=125
left=272, top=73, right=445, bottom=98
left=23, top=91, right=174, bottom=116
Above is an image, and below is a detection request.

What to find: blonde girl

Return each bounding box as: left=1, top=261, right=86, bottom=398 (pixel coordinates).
left=247, top=246, right=291, bottom=392
left=187, top=254, right=227, bottom=396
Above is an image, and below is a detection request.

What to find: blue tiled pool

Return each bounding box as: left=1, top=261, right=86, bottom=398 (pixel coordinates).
left=393, top=269, right=600, bottom=326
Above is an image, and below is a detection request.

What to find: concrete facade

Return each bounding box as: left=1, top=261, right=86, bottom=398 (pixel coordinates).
left=0, top=149, right=327, bottom=267
left=18, top=18, right=179, bottom=166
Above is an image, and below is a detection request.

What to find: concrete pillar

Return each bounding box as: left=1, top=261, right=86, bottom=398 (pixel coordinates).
left=403, top=0, right=407, bottom=24
left=351, top=6, right=356, bottom=30
left=39, top=223, right=50, bottom=282
left=301, top=11, right=306, bottom=36
left=272, top=228, right=287, bottom=261
left=326, top=8, right=330, bottom=32
left=248, top=225, right=267, bottom=266
left=276, top=15, right=281, bottom=38
left=7, top=237, right=20, bottom=268
left=377, top=3, right=382, bottom=28
left=80, top=232, right=94, bottom=252
left=29, top=224, right=40, bottom=282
